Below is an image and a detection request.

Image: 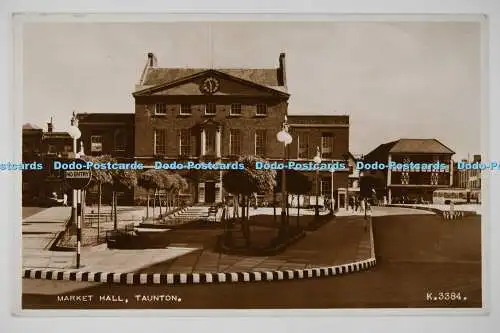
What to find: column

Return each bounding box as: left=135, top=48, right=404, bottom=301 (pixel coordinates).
left=388, top=188, right=392, bottom=204
left=201, top=129, right=206, bottom=157
left=215, top=182, right=222, bottom=203
left=449, top=160, right=453, bottom=186
left=215, top=127, right=221, bottom=158
left=387, top=154, right=392, bottom=186
left=218, top=170, right=223, bottom=203
left=198, top=183, right=205, bottom=203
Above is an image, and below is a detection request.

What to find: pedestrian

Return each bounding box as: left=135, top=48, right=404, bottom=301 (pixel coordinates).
left=63, top=193, right=68, bottom=206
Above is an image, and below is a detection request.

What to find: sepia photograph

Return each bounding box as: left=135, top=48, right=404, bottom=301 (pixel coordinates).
left=17, top=16, right=485, bottom=310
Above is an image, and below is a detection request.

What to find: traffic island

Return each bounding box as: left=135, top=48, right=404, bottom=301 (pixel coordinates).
left=23, top=215, right=376, bottom=285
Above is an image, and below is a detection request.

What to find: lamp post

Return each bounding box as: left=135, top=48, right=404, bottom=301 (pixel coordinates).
left=276, top=116, right=292, bottom=233
left=68, top=112, right=82, bottom=268
left=330, top=166, right=335, bottom=215
left=313, top=147, right=322, bottom=217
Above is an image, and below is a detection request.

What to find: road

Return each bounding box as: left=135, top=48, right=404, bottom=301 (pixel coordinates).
left=22, top=207, right=482, bottom=309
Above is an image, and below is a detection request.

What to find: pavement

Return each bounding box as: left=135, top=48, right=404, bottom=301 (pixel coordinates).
left=389, top=203, right=482, bottom=214
left=22, top=206, right=197, bottom=272
left=140, top=214, right=373, bottom=274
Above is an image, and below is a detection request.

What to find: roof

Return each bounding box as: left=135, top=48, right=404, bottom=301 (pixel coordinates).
left=389, top=139, right=455, bottom=154
left=365, top=139, right=455, bottom=162
left=42, top=132, right=72, bottom=140
left=287, top=115, right=349, bottom=126
left=142, top=68, right=282, bottom=89
left=22, top=123, right=42, bottom=130
left=77, top=113, right=134, bottom=124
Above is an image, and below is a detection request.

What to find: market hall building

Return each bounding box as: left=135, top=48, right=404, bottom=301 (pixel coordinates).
left=363, top=139, right=455, bottom=204
left=129, top=52, right=351, bottom=207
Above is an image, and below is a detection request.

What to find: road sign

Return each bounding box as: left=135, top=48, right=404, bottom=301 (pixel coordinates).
left=64, top=159, right=91, bottom=189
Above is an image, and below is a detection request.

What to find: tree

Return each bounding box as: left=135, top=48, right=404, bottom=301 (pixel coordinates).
left=222, top=155, right=276, bottom=246
left=359, top=175, right=381, bottom=219
left=110, top=168, right=138, bottom=229
left=138, top=169, right=163, bottom=220
left=81, top=155, right=114, bottom=236
left=276, top=169, right=312, bottom=230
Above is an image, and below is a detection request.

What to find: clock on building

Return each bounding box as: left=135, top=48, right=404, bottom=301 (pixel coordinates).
left=201, top=77, right=220, bottom=94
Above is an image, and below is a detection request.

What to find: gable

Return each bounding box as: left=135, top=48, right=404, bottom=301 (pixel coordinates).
left=133, top=70, right=289, bottom=98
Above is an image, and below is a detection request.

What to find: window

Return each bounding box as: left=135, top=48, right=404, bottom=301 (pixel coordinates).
left=255, top=130, right=266, bottom=156
left=179, top=129, right=191, bottom=156
left=205, top=103, right=216, bottom=115
left=114, top=129, right=126, bottom=152
left=230, top=129, right=241, bottom=155
left=321, top=133, right=334, bottom=158
left=180, top=104, right=192, bottom=115
left=47, top=144, right=57, bottom=154
left=256, top=104, right=267, bottom=116
left=297, top=133, right=309, bottom=159
left=155, top=103, right=167, bottom=115
left=64, top=145, right=72, bottom=153
left=154, top=129, right=167, bottom=155
left=205, top=129, right=216, bottom=155
left=230, top=104, right=242, bottom=116
left=320, top=178, right=331, bottom=196
left=91, top=136, right=103, bottom=153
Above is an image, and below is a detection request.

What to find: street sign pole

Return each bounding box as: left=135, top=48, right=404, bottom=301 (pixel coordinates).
left=76, top=189, right=81, bottom=268
left=64, top=159, right=91, bottom=269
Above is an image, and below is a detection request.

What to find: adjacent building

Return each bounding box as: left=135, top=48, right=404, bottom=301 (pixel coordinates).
left=287, top=115, right=350, bottom=210
left=454, top=154, right=481, bottom=190
left=22, top=120, right=73, bottom=203
left=364, top=139, right=455, bottom=204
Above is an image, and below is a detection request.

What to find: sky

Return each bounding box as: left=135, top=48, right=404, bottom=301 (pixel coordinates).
left=22, top=21, right=482, bottom=160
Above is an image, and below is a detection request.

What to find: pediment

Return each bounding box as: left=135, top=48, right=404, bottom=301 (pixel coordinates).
left=133, top=70, right=289, bottom=98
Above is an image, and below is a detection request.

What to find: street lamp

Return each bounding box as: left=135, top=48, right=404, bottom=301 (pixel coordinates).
left=313, top=146, right=322, bottom=217
left=277, top=116, right=292, bottom=232
left=330, top=166, right=335, bottom=215
left=68, top=111, right=82, bottom=268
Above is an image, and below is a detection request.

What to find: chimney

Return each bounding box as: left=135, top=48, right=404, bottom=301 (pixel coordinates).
left=278, top=52, right=287, bottom=86
left=147, top=52, right=156, bottom=67
left=47, top=117, right=53, bottom=133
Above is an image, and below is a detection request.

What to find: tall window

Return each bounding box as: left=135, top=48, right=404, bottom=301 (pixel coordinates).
left=114, top=129, right=126, bottom=152
left=154, top=129, right=167, bottom=155
left=205, top=103, right=216, bottom=115
left=230, top=104, right=242, bottom=116
left=179, top=129, right=191, bottom=156
left=180, top=104, right=192, bottom=115
left=255, top=130, right=266, bottom=156
left=321, top=133, right=334, bottom=159
left=155, top=103, right=167, bottom=115
left=230, top=129, right=241, bottom=155
left=298, top=133, right=309, bottom=159
left=320, top=178, right=331, bottom=196
left=205, top=128, right=216, bottom=155
left=90, top=136, right=103, bottom=153
left=256, top=104, right=267, bottom=116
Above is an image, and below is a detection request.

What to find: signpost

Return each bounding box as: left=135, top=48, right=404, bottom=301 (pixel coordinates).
left=64, top=159, right=91, bottom=268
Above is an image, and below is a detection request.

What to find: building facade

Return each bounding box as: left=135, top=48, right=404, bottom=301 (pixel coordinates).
left=76, top=113, right=136, bottom=204
left=287, top=115, right=350, bottom=210
left=364, top=139, right=455, bottom=204
left=454, top=154, right=481, bottom=190
left=132, top=53, right=290, bottom=205
left=22, top=120, right=73, bottom=203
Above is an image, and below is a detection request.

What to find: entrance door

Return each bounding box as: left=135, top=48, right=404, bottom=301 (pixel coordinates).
left=205, top=182, right=216, bottom=203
